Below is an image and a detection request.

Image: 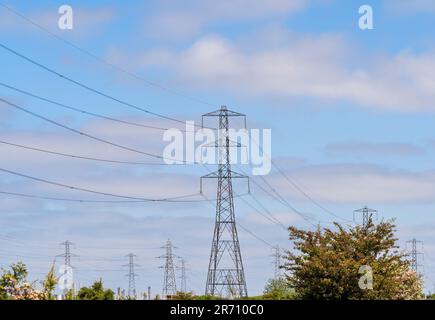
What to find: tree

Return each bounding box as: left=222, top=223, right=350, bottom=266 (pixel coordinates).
left=77, top=279, right=114, bottom=300
left=284, top=219, right=423, bottom=300
left=0, top=262, right=45, bottom=300
left=262, top=277, right=296, bottom=300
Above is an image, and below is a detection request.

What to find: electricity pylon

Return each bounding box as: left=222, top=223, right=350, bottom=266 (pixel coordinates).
left=158, top=239, right=179, bottom=299
left=56, top=240, right=78, bottom=296
left=407, top=238, right=424, bottom=276
left=272, top=246, right=282, bottom=279
left=201, top=106, right=249, bottom=298
left=353, top=206, right=377, bottom=228
left=179, top=259, right=188, bottom=293
left=124, top=253, right=138, bottom=299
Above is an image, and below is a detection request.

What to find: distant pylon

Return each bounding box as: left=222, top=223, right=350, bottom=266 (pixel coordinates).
left=201, top=106, right=249, bottom=298
left=179, top=259, right=188, bottom=292
left=158, top=239, right=179, bottom=298
left=272, top=246, right=282, bottom=279
left=124, top=253, right=138, bottom=299
left=353, top=206, right=377, bottom=228
left=56, top=240, right=78, bottom=296
left=407, top=238, right=424, bottom=276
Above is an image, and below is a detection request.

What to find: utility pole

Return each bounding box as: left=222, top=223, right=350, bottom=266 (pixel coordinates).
left=56, top=240, right=77, bottom=297
left=124, top=253, right=138, bottom=299
left=407, top=238, right=424, bottom=276
left=158, top=239, right=179, bottom=299
left=148, top=286, right=151, bottom=300
left=179, top=259, right=188, bottom=293
left=272, top=246, right=282, bottom=279
left=201, top=106, right=249, bottom=298
left=353, top=206, right=377, bottom=228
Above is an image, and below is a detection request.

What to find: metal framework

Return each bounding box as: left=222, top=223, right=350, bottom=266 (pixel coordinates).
left=202, top=106, right=248, bottom=298
left=407, top=238, right=424, bottom=275
left=159, top=239, right=179, bottom=298
left=56, top=240, right=77, bottom=296
left=272, top=246, right=282, bottom=279
left=353, top=206, right=378, bottom=228
left=124, top=253, right=138, bottom=299
left=179, top=259, right=188, bottom=293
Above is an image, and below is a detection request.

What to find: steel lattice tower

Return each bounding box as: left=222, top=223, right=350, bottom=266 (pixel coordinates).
left=124, top=253, right=138, bottom=299
left=353, top=206, right=377, bottom=228
left=407, top=238, right=424, bottom=275
left=56, top=240, right=77, bottom=296
left=272, top=246, right=282, bottom=279
left=179, top=259, right=188, bottom=293
left=159, top=239, right=178, bottom=298
left=201, top=106, right=249, bottom=298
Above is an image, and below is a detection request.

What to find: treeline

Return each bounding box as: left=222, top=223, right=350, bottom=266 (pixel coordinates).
left=1, top=219, right=433, bottom=300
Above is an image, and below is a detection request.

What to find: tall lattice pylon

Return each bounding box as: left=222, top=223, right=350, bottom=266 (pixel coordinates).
left=353, top=206, right=378, bottom=228
left=407, top=238, right=424, bottom=275
left=272, top=246, right=282, bottom=279
left=56, top=240, right=77, bottom=296
left=124, top=253, right=138, bottom=299
left=201, top=106, right=249, bottom=298
left=179, top=259, right=188, bottom=293
left=159, top=239, right=179, bottom=299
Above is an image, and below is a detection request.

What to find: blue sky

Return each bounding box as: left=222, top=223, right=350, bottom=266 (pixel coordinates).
left=2, top=0, right=435, bottom=296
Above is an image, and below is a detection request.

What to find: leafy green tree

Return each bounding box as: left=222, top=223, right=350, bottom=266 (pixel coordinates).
left=77, top=279, right=114, bottom=300
left=284, top=219, right=423, bottom=300
left=262, top=277, right=296, bottom=300
left=0, top=262, right=46, bottom=300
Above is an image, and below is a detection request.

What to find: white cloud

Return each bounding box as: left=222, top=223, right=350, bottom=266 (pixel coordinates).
left=108, top=31, right=435, bottom=111
left=325, top=141, right=426, bottom=158
left=268, top=163, right=435, bottom=204
left=143, top=0, right=309, bottom=39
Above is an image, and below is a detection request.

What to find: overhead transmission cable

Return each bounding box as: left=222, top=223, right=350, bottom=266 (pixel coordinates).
left=0, top=43, right=214, bottom=129
left=0, top=167, right=205, bottom=203
left=0, top=97, right=195, bottom=164
left=0, top=81, right=198, bottom=133
left=0, top=2, right=214, bottom=107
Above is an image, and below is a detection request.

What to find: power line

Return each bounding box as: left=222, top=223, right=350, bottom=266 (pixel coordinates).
left=0, top=140, right=183, bottom=166
left=256, top=175, right=318, bottom=227
left=0, top=97, right=193, bottom=164
left=0, top=6, right=349, bottom=225
left=0, top=167, right=206, bottom=203
left=0, top=81, right=199, bottom=133
left=0, top=42, right=211, bottom=128
left=0, top=82, right=167, bottom=131
left=249, top=136, right=351, bottom=223
left=0, top=2, right=214, bottom=107
left=233, top=165, right=290, bottom=230
left=0, top=189, right=249, bottom=204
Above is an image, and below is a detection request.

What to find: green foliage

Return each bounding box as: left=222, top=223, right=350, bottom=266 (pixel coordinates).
left=284, top=218, right=423, bottom=300
left=170, top=291, right=196, bottom=300
left=426, top=293, right=435, bottom=300
left=262, top=277, right=296, bottom=300
left=77, top=279, right=114, bottom=300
